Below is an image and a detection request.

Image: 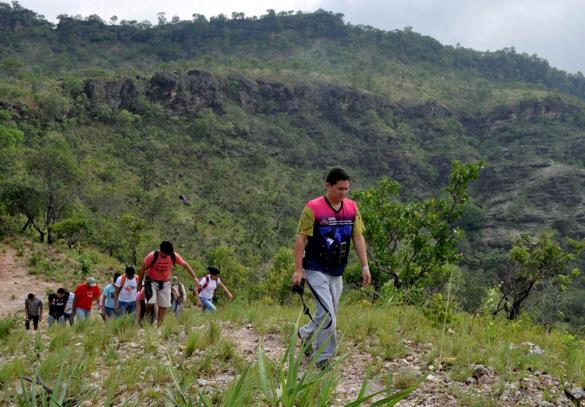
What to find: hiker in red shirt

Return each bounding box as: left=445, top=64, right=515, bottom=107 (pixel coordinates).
left=73, top=277, right=101, bottom=321
left=137, top=241, right=201, bottom=327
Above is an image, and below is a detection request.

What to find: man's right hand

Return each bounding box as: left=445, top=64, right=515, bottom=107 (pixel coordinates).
left=292, top=269, right=305, bottom=286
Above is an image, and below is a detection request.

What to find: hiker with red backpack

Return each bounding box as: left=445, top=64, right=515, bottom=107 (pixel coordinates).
left=114, top=266, right=138, bottom=316
left=137, top=241, right=201, bottom=327
left=197, top=267, right=233, bottom=312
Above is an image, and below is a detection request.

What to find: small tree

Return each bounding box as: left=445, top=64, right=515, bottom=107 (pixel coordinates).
left=355, top=161, right=482, bottom=292
left=52, top=215, right=90, bottom=251
left=117, top=214, right=146, bottom=266
left=1, top=183, right=44, bottom=240
left=493, top=233, right=584, bottom=320
left=27, top=134, right=81, bottom=243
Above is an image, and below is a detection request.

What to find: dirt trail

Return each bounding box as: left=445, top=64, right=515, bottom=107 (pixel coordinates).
left=0, top=245, right=56, bottom=318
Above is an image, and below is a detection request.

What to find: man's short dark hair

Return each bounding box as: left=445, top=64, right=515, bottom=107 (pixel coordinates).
left=125, top=266, right=135, bottom=277
left=27, top=293, right=35, bottom=300
left=113, top=272, right=121, bottom=283
left=57, top=288, right=66, bottom=294
left=160, top=241, right=174, bottom=255
left=207, top=266, right=220, bottom=276
left=326, top=168, right=350, bottom=185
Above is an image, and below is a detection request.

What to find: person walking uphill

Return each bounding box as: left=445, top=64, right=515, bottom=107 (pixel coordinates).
left=137, top=241, right=201, bottom=327
left=73, top=277, right=101, bottom=321
left=24, top=293, right=43, bottom=330
left=292, top=168, right=371, bottom=369
left=197, top=267, right=234, bottom=312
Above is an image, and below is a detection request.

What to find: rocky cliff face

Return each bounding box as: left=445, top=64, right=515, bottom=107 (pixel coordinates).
left=78, top=70, right=585, bottom=248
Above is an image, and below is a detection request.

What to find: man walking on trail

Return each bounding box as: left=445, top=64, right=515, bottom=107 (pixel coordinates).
left=47, top=288, right=68, bottom=327
left=24, top=293, right=43, bottom=330
left=137, top=241, right=201, bottom=327
left=73, top=277, right=101, bottom=321
left=292, top=168, right=371, bottom=369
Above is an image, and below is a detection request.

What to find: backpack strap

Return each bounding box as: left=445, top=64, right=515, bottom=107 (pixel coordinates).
left=120, top=274, right=126, bottom=288
left=148, top=250, right=176, bottom=268
left=148, top=250, right=160, bottom=269
left=197, top=275, right=211, bottom=294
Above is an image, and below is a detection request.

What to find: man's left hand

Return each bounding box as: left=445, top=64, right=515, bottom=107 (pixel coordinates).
left=362, top=265, right=372, bottom=287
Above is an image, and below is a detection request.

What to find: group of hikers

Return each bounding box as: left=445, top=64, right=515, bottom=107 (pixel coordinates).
left=23, top=168, right=369, bottom=369
left=24, top=241, right=234, bottom=330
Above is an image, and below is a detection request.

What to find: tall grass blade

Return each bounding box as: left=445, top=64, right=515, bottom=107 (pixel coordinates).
left=223, top=365, right=250, bottom=406
left=344, top=377, right=424, bottom=407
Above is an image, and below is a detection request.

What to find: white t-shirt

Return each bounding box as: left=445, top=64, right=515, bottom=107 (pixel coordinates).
left=115, top=275, right=138, bottom=302
left=64, top=292, right=75, bottom=314
left=198, top=275, right=220, bottom=300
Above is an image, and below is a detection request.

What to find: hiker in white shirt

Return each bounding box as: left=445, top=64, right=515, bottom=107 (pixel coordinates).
left=197, top=267, right=233, bottom=312
left=114, top=266, right=139, bottom=315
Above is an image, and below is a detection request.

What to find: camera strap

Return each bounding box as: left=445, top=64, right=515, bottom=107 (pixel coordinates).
left=294, top=279, right=333, bottom=331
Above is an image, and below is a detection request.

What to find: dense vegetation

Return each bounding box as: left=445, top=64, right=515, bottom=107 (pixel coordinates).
left=2, top=1, right=585, bottom=329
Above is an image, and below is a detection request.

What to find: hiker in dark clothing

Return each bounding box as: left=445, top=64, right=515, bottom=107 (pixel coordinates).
left=24, top=293, right=43, bottom=330
left=47, top=288, right=68, bottom=327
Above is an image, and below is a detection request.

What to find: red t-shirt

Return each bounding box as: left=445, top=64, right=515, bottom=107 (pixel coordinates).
left=74, top=283, right=101, bottom=311
left=143, top=251, right=186, bottom=281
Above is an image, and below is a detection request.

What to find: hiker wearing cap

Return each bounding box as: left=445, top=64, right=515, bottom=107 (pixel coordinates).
left=170, top=276, right=187, bottom=316
left=114, top=266, right=138, bottom=316
left=47, top=288, right=68, bottom=327
left=137, top=241, right=201, bottom=326
left=24, top=293, right=43, bottom=330
left=73, top=277, right=101, bottom=321
left=197, top=267, right=233, bottom=312
left=100, top=273, right=121, bottom=320
left=292, top=168, right=371, bottom=369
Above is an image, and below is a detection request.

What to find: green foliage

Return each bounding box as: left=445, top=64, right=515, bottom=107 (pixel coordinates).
left=116, top=214, right=146, bottom=266
left=355, top=161, right=482, bottom=292
left=251, top=247, right=294, bottom=304
left=206, top=246, right=248, bottom=295
left=52, top=215, right=90, bottom=250
left=26, top=133, right=81, bottom=243
left=494, top=233, right=585, bottom=320
left=0, top=316, right=19, bottom=341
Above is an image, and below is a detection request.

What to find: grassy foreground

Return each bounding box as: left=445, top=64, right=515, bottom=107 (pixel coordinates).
left=0, top=299, right=583, bottom=405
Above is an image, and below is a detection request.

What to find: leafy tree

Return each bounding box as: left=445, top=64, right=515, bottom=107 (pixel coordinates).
left=252, top=247, right=294, bottom=304
left=493, top=233, right=585, bottom=320
left=26, top=133, right=81, bottom=243
left=116, top=214, right=146, bottom=266
left=52, top=214, right=90, bottom=251
left=206, top=246, right=248, bottom=294
left=355, top=161, right=482, bottom=292
left=0, top=182, right=43, bottom=239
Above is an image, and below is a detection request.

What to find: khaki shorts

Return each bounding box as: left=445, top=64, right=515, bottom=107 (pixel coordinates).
left=147, top=280, right=172, bottom=308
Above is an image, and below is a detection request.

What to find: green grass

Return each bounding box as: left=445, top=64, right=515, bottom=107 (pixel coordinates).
left=1, top=300, right=584, bottom=405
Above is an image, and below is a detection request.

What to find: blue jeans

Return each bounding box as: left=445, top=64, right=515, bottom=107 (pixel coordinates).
left=63, top=313, right=74, bottom=326
left=171, top=299, right=183, bottom=315
left=104, top=307, right=116, bottom=318
left=48, top=314, right=65, bottom=327
left=75, top=308, right=91, bottom=320
left=119, top=301, right=136, bottom=315
left=200, top=297, right=216, bottom=312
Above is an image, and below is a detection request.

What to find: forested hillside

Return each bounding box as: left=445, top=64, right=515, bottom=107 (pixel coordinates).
left=2, top=2, right=585, bottom=327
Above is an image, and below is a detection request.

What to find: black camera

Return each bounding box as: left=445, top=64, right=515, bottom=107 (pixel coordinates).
left=290, top=279, right=305, bottom=295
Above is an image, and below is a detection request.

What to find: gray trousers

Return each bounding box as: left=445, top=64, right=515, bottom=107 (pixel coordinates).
left=298, top=269, right=343, bottom=362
